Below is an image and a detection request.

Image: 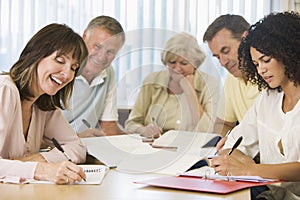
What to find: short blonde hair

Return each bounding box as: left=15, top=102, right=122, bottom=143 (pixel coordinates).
left=161, top=32, right=205, bottom=68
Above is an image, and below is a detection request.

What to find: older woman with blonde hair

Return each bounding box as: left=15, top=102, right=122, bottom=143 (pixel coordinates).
left=125, top=32, right=219, bottom=138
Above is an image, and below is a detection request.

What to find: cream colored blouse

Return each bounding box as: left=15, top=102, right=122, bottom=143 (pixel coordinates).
left=0, top=75, right=86, bottom=181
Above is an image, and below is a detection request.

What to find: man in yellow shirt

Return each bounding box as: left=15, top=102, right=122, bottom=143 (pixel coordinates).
left=203, top=14, right=260, bottom=136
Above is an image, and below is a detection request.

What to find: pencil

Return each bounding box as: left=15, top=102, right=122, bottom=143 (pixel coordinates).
left=151, top=144, right=177, bottom=150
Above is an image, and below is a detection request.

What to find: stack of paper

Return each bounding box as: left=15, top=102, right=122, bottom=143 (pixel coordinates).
left=181, top=166, right=278, bottom=182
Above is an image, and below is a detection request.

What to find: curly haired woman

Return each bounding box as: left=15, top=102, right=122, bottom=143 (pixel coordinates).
left=211, top=12, right=300, bottom=199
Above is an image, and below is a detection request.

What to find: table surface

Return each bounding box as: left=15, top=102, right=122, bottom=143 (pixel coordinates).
left=0, top=168, right=250, bottom=200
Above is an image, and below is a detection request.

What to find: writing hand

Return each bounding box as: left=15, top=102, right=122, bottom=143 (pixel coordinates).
left=211, top=152, right=255, bottom=176
left=138, top=124, right=162, bottom=138
left=35, top=161, right=86, bottom=184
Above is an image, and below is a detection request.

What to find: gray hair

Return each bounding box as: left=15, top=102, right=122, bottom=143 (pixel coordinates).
left=86, top=15, right=125, bottom=43
left=161, top=32, right=205, bottom=68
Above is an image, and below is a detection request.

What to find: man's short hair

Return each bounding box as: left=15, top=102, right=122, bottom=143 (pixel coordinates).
left=203, top=14, right=250, bottom=42
left=86, top=15, right=125, bottom=43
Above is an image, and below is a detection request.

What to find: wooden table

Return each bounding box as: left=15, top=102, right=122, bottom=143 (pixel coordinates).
left=0, top=168, right=250, bottom=200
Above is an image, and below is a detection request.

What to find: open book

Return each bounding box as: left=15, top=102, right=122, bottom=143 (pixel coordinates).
left=30, top=165, right=108, bottom=185
left=82, top=131, right=221, bottom=175
left=81, top=134, right=152, bottom=168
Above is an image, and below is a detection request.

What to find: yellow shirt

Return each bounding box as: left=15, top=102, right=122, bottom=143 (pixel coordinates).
left=217, top=73, right=260, bottom=123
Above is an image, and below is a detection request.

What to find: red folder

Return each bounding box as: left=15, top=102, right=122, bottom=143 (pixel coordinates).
left=135, top=176, right=277, bottom=194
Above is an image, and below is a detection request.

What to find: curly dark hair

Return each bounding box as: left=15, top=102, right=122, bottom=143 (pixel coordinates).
left=238, top=11, right=300, bottom=91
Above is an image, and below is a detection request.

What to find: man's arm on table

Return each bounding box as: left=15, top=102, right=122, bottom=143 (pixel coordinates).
left=213, top=117, right=236, bottom=137
left=99, top=121, right=127, bottom=135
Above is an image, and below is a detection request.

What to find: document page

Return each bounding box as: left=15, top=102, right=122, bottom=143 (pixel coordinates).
left=81, top=134, right=149, bottom=167
left=181, top=166, right=278, bottom=182
left=117, top=131, right=221, bottom=175
left=82, top=131, right=222, bottom=175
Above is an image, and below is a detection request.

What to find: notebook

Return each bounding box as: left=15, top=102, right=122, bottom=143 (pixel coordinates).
left=78, top=164, right=109, bottom=184
left=29, top=164, right=108, bottom=185
left=135, top=166, right=279, bottom=194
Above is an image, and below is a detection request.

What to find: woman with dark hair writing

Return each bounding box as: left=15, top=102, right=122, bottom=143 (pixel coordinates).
left=0, top=23, right=88, bottom=184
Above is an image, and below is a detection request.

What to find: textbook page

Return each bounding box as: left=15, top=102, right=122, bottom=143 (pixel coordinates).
left=181, top=166, right=278, bottom=182
left=117, top=130, right=220, bottom=175
left=81, top=134, right=152, bottom=167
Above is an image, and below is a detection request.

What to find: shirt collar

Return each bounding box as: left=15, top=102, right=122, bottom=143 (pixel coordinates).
left=76, top=68, right=108, bottom=87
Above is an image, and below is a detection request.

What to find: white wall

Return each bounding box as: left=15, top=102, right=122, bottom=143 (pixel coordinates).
left=0, top=0, right=288, bottom=107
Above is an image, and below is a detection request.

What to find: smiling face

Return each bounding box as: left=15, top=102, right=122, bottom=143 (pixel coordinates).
left=208, top=28, right=243, bottom=78
left=250, top=47, right=288, bottom=89
left=83, top=26, right=123, bottom=74
left=36, top=51, right=79, bottom=97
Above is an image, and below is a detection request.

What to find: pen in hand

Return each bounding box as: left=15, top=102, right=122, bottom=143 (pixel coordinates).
left=82, top=119, right=91, bottom=129
left=51, top=138, right=87, bottom=182
left=151, top=116, right=161, bottom=137
left=225, top=129, right=232, bottom=137
left=212, top=136, right=243, bottom=175
left=151, top=117, right=157, bottom=127
left=215, top=129, right=232, bottom=153
left=52, top=138, right=72, bottom=161
left=228, top=136, right=243, bottom=155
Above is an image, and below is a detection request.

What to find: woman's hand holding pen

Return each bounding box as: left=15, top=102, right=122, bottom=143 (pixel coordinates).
left=211, top=149, right=255, bottom=176
left=34, top=161, right=86, bottom=185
